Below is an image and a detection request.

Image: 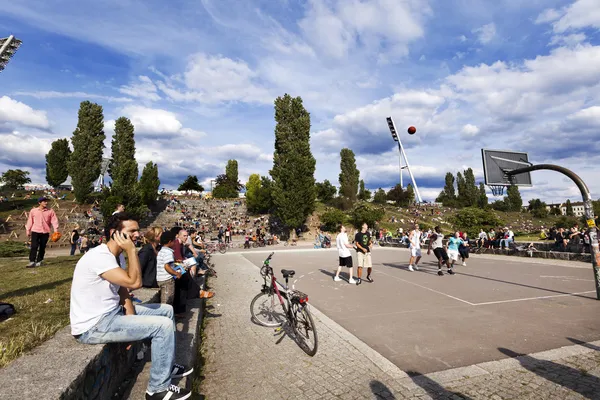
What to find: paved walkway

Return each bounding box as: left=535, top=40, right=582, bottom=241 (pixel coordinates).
left=201, top=252, right=600, bottom=400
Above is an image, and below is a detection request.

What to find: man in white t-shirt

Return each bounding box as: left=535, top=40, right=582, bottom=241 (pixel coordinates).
left=408, top=223, right=422, bottom=272
left=333, top=224, right=356, bottom=284
left=70, top=213, right=193, bottom=400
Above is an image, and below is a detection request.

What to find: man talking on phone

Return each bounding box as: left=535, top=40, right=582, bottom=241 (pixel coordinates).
left=70, top=213, right=193, bottom=400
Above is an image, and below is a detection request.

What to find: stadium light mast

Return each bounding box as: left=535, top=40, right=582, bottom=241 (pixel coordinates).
left=386, top=116, right=423, bottom=204
left=0, top=35, right=23, bottom=72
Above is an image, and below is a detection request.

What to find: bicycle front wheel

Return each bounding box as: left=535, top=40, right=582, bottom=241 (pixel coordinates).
left=219, top=244, right=227, bottom=254
left=250, top=292, right=286, bottom=327
left=293, top=304, right=318, bottom=356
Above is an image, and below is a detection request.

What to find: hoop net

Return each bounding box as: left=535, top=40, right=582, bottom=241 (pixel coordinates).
left=489, top=185, right=505, bottom=196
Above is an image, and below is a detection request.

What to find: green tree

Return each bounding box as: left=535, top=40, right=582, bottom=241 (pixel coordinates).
left=456, top=172, right=467, bottom=207
left=245, top=174, right=261, bottom=212
left=270, top=94, right=316, bottom=231
left=338, top=148, right=359, bottom=205
left=256, top=176, right=273, bottom=213
left=315, top=180, right=337, bottom=203
left=349, top=204, right=385, bottom=229
left=450, top=207, right=503, bottom=236
left=225, top=159, right=239, bottom=184
left=565, top=199, right=574, bottom=216
left=463, top=168, right=478, bottom=207
left=477, top=182, right=488, bottom=208
left=527, top=199, right=548, bottom=218
left=213, top=160, right=243, bottom=198
left=139, top=162, right=160, bottom=206
left=504, top=184, right=523, bottom=212
left=178, top=175, right=204, bottom=192
left=406, top=184, right=415, bottom=205
left=436, top=172, right=457, bottom=207
left=0, top=169, right=31, bottom=190
left=358, top=180, right=372, bottom=201
left=593, top=200, right=600, bottom=218
left=109, top=117, right=145, bottom=216
left=387, top=184, right=409, bottom=206
left=246, top=174, right=273, bottom=213
left=68, top=101, right=105, bottom=203
left=320, top=209, right=347, bottom=232
left=373, top=188, right=387, bottom=204
left=45, top=138, right=71, bottom=188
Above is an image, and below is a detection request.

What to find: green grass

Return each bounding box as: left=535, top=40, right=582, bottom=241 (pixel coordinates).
left=0, top=255, right=78, bottom=368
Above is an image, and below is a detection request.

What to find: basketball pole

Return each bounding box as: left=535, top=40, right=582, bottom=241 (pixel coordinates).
left=506, top=164, right=600, bottom=300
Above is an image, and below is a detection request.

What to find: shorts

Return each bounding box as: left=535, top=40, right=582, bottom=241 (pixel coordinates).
left=448, top=249, right=459, bottom=262
left=410, top=247, right=422, bottom=257
left=357, top=252, right=372, bottom=268
left=433, top=247, right=449, bottom=261
left=339, top=256, right=353, bottom=268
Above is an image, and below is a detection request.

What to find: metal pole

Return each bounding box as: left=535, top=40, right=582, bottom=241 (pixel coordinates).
left=0, top=35, right=14, bottom=58
left=397, top=142, right=403, bottom=188
left=507, top=163, right=600, bottom=300
left=397, top=136, right=423, bottom=203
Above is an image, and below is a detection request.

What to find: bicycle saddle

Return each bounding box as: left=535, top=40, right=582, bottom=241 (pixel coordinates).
left=281, top=269, right=295, bottom=278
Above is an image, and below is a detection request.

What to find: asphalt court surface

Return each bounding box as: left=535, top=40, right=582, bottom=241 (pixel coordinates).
left=242, top=247, right=600, bottom=374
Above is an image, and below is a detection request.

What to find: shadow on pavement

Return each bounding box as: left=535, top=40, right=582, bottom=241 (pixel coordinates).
left=381, top=263, right=440, bottom=276
left=369, top=380, right=396, bottom=399
left=404, top=372, right=473, bottom=400
left=567, top=337, right=600, bottom=351
left=498, top=347, right=600, bottom=399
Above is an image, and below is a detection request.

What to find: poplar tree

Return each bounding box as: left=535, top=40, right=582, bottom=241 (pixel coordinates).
left=338, top=148, right=360, bottom=205
left=45, top=138, right=71, bottom=188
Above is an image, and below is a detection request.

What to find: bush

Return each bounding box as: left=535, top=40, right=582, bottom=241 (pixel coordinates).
left=320, top=209, right=347, bottom=232
left=0, top=241, right=29, bottom=258
left=555, top=216, right=579, bottom=229
left=349, top=204, right=385, bottom=229
left=449, top=207, right=503, bottom=237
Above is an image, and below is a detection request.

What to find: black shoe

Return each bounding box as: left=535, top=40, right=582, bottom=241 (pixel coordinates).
left=146, top=385, right=191, bottom=400
left=171, top=363, right=194, bottom=378
left=366, top=275, right=373, bottom=283
left=447, top=269, right=455, bottom=275
left=437, top=270, right=444, bottom=276
left=356, top=278, right=362, bottom=285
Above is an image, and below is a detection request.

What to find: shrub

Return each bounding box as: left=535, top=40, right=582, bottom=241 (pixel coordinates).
left=320, top=209, right=347, bottom=232
left=349, top=204, right=385, bottom=229
left=449, top=207, right=503, bottom=236
left=0, top=241, right=29, bottom=258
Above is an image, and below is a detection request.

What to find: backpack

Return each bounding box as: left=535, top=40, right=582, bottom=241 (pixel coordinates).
left=0, top=302, right=16, bottom=321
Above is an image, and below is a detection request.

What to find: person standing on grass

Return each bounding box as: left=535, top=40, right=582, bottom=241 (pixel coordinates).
left=407, top=223, right=422, bottom=272
left=25, top=197, right=59, bottom=268
left=354, top=222, right=373, bottom=285
left=334, top=224, right=356, bottom=284
left=427, top=226, right=454, bottom=276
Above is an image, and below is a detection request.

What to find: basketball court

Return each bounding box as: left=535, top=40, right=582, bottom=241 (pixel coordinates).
left=241, top=247, right=600, bottom=374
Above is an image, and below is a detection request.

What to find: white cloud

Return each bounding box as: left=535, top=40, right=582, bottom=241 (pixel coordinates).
left=13, top=91, right=132, bottom=103
left=535, top=8, right=562, bottom=24
left=0, top=96, right=50, bottom=129
left=549, top=33, right=586, bottom=47
left=461, top=124, right=480, bottom=137
left=458, top=35, right=467, bottom=42
left=552, top=0, right=600, bottom=33
left=0, top=131, right=53, bottom=167
left=472, top=23, right=496, bottom=44
left=118, top=76, right=161, bottom=101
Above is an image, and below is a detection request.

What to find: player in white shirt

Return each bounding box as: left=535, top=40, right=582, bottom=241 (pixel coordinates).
left=334, top=224, right=357, bottom=284
left=408, top=223, right=422, bottom=272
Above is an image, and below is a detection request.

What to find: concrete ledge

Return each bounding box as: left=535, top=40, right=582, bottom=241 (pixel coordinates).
left=0, top=288, right=159, bottom=400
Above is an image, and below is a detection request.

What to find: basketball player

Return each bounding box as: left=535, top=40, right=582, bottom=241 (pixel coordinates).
left=334, top=224, right=356, bottom=284
left=427, top=226, right=454, bottom=275
left=447, top=232, right=465, bottom=269
left=408, top=223, right=422, bottom=272
left=355, top=223, right=373, bottom=285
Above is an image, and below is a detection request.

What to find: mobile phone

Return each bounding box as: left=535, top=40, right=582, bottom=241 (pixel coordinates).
left=111, top=231, right=129, bottom=240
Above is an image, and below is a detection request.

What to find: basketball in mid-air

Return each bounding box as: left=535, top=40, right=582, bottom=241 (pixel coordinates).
left=407, top=126, right=416, bottom=135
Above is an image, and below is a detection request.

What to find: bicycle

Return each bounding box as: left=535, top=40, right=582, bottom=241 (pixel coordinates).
left=250, top=252, right=318, bottom=356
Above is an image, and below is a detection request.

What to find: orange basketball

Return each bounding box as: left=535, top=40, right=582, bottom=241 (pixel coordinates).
left=408, top=126, right=416, bottom=135
left=51, top=232, right=62, bottom=242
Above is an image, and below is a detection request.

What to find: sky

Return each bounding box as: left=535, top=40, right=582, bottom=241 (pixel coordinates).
left=1, top=0, right=599, bottom=204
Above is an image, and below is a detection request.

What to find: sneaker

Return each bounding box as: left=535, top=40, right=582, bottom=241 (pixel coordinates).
left=413, top=264, right=419, bottom=271
left=356, top=278, right=362, bottom=285
left=171, top=363, right=194, bottom=378
left=146, top=385, right=191, bottom=400
left=408, top=265, right=414, bottom=272
left=366, top=275, right=373, bottom=283
left=333, top=276, right=342, bottom=282
left=35, top=261, right=43, bottom=267
left=437, top=270, right=444, bottom=276
left=26, top=262, right=35, bottom=268
left=462, top=262, right=467, bottom=267
left=348, top=278, right=357, bottom=284
left=447, top=269, right=455, bottom=275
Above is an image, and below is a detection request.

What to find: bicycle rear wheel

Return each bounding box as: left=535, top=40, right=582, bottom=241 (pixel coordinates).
left=292, top=304, right=318, bottom=356
left=218, top=243, right=227, bottom=254
left=250, top=292, right=286, bottom=327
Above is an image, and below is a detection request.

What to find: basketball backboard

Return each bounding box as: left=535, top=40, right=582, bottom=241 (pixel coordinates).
left=481, top=149, right=532, bottom=187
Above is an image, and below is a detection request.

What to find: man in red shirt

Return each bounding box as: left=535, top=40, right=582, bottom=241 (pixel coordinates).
left=25, top=197, right=59, bottom=268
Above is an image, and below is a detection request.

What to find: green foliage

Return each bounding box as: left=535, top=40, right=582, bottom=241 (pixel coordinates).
left=504, top=184, right=523, bottom=212
left=139, top=162, right=160, bottom=206
left=225, top=159, right=239, bottom=185
left=338, top=148, right=359, bottom=206
left=450, top=207, right=503, bottom=236
left=436, top=172, right=457, bottom=207
left=593, top=200, right=600, bottom=218
left=0, top=241, right=29, bottom=258
left=178, top=175, right=204, bottom=192
left=477, top=182, right=488, bottom=208
left=213, top=160, right=243, bottom=198
left=358, top=180, right=371, bottom=201
left=462, top=168, right=479, bottom=207
left=555, top=215, right=579, bottom=229
left=45, top=139, right=71, bottom=188
left=528, top=198, right=548, bottom=218
left=270, top=94, right=316, bottom=230
left=491, top=199, right=508, bottom=211
left=387, top=184, right=410, bottom=206
left=0, top=169, right=31, bottom=190
left=315, top=180, right=337, bottom=203
left=100, top=194, right=123, bottom=220
left=406, top=184, right=415, bottom=205
left=373, top=188, right=387, bottom=204
left=550, top=207, right=562, bottom=216
left=246, top=174, right=273, bottom=214
left=68, top=101, right=105, bottom=203
left=349, top=204, right=385, bottom=229
left=320, top=209, right=347, bottom=232
left=565, top=199, right=574, bottom=216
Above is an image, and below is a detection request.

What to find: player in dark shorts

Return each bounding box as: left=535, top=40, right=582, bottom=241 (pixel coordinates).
left=427, top=226, right=454, bottom=276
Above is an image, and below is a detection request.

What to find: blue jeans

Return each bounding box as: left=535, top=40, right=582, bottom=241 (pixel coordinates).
left=500, top=238, right=513, bottom=248
left=76, top=303, right=175, bottom=393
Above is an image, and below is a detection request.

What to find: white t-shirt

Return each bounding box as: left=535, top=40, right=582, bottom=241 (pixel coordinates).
left=336, top=232, right=352, bottom=258
left=409, top=230, right=421, bottom=249
left=156, top=247, right=175, bottom=282
left=70, top=244, right=121, bottom=335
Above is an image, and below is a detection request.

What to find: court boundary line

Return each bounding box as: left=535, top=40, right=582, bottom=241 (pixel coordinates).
left=471, top=291, right=596, bottom=306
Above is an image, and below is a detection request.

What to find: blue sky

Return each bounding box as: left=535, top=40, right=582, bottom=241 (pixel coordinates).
left=1, top=0, right=599, bottom=204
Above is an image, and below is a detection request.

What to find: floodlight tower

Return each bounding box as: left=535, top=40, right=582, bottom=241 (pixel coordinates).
left=0, top=35, right=23, bottom=72
left=386, top=116, right=423, bottom=204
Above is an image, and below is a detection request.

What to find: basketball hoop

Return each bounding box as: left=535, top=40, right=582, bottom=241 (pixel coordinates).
left=490, top=185, right=505, bottom=196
